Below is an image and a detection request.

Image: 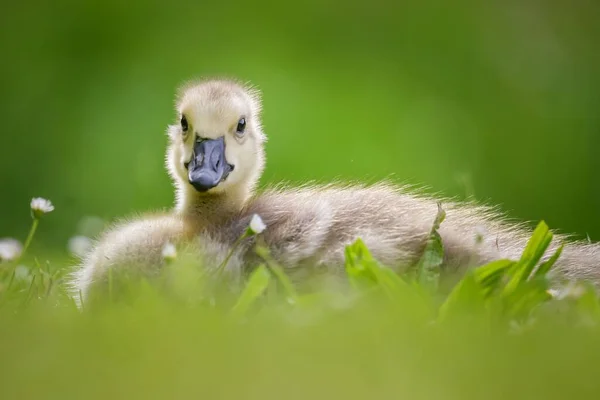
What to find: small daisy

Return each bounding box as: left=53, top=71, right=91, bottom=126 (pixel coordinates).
left=0, top=238, right=23, bottom=263
left=30, top=197, right=54, bottom=219
left=68, top=236, right=93, bottom=258
left=162, top=242, right=177, bottom=262
left=248, top=214, right=266, bottom=235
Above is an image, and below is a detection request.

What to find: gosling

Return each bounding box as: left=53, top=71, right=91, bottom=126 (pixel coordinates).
left=70, top=78, right=600, bottom=303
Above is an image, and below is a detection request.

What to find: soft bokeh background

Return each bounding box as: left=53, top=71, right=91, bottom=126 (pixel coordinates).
left=1, top=0, right=599, bottom=253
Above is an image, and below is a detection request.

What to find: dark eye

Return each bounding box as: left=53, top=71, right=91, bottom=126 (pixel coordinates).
left=181, top=116, right=188, bottom=133
left=236, top=118, right=246, bottom=135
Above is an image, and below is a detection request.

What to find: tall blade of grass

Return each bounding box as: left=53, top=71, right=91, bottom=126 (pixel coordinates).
left=5, top=269, right=16, bottom=292
left=519, top=221, right=554, bottom=272
left=533, top=244, right=564, bottom=279
left=473, top=259, right=515, bottom=296
left=24, top=273, right=37, bottom=306
left=416, top=203, right=446, bottom=290
left=255, top=245, right=298, bottom=303
left=230, top=265, right=271, bottom=317
left=503, top=221, right=553, bottom=295
left=474, top=259, right=515, bottom=285
left=217, top=232, right=249, bottom=275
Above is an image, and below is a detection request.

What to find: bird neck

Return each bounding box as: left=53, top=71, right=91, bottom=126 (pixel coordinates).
left=175, top=183, right=251, bottom=224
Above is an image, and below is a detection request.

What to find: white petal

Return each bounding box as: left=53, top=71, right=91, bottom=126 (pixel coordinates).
left=249, top=214, right=266, bottom=234
left=30, top=197, right=55, bottom=214
left=162, top=242, right=177, bottom=261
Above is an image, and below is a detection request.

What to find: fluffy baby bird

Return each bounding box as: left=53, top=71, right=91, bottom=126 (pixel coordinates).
left=71, top=78, right=600, bottom=303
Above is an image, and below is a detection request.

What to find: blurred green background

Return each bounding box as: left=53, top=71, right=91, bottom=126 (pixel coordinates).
left=1, top=0, right=599, bottom=252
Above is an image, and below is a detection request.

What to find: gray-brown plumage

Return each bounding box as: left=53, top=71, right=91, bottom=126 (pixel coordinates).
left=70, top=78, right=600, bottom=303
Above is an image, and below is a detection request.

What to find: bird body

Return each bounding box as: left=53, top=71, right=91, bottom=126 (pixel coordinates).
left=70, top=78, right=600, bottom=302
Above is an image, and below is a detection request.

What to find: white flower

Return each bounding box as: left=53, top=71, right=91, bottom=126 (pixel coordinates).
left=30, top=197, right=54, bottom=218
left=0, top=238, right=22, bottom=263
left=248, top=214, right=266, bottom=235
left=162, top=242, right=177, bottom=262
left=68, top=236, right=93, bottom=258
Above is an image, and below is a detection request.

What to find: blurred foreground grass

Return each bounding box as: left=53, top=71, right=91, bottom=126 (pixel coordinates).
left=1, top=204, right=600, bottom=399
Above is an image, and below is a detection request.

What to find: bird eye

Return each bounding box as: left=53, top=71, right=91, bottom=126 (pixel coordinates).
left=236, top=118, right=246, bottom=135
left=181, top=116, right=188, bottom=133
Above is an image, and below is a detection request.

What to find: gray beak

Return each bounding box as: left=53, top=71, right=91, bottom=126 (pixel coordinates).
left=187, top=136, right=233, bottom=192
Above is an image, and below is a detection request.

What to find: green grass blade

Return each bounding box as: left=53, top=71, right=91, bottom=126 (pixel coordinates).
left=534, top=244, right=564, bottom=279
left=231, top=265, right=270, bottom=316
left=503, top=221, right=553, bottom=295
left=517, top=220, right=553, bottom=276
left=474, top=259, right=515, bottom=287
left=255, top=245, right=299, bottom=303
left=416, top=203, right=446, bottom=290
